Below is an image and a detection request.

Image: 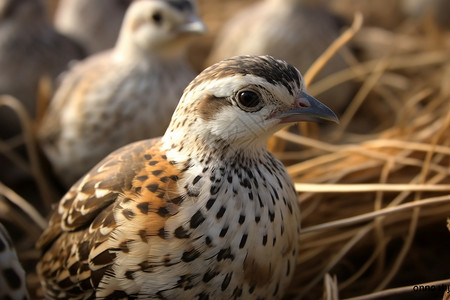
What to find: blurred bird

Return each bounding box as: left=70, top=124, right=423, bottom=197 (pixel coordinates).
left=0, top=0, right=84, bottom=136
left=37, top=55, right=338, bottom=299
left=39, top=0, right=206, bottom=187
left=0, top=223, right=29, bottom=300
left=54, top=0, right=133, bottom=54
left=207, top=0, right=353, bottom=113
left=327, top=0, right=402, bottom=29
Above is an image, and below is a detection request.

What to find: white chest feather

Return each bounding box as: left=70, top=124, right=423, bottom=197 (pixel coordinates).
left=106, top=153, right=300, bottom=299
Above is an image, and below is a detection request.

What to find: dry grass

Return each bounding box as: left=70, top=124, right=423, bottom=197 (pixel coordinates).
left=1, top=2, right=449, bottom=299
left=272, top=11, right=450, bottom=300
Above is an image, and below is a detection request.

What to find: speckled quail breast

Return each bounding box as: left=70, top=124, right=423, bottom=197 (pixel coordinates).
left=207, top=0, right=353, bottom=113
left=0, top=223, right=29, bottom=300
left=38, top=0, right=206, bottom=187
left=37, top=55, right=338, bottom=299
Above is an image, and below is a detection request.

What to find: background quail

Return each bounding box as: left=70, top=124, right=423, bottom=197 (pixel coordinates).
left=0, top=0, right=84, bottom=137
left=206, top=0, right=354, bottom=113
left=38, top=0, right=206, bottom=187
left=54, top=0, right=133, bottom=55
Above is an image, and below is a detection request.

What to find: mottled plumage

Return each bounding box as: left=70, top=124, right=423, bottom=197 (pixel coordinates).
left=37, top=55, right=338, bottom=299
left=39, top=0, right=206, bottom=187
left=0, top=223, right=29, bottom=300
left=54, top=0, right=132, bottom=54
left=0, top=0, right=84, bottom=136
left=207, top=0, right=353, bottom=113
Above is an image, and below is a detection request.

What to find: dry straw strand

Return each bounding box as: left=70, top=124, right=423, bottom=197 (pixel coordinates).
left=304, top=12, right=363, bottom=87
left=0, top=95, right=57, bottom=211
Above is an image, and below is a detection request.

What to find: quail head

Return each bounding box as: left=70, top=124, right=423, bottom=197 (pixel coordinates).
left=37, top=55, right=338, bottom=299
left=0, top=223, right=29, bottom=300
left=207, top=0, right=353, bottom=113
left=54, top=0, right=133, bottom=54
left=0, top=0, right=84, bottom=137
left=39, top=0, right=206, bottom=187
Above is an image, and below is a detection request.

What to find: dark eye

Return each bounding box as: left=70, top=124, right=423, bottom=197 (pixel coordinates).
left=152, top=12, right=163, bottom=25
left=237, top=90, right=261, bottom=110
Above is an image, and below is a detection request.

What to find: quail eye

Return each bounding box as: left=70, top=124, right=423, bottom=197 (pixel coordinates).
left=152, top=11, right=163, bottom=24
left=237, top=90, right=262, bottom=110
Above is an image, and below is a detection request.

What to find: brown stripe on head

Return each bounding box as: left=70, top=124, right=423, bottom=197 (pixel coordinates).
left=197, top=94, right=231, bottom=121
left=185, top=55, right=302, bottom=96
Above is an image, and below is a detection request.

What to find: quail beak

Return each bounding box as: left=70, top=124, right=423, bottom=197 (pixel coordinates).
left=278, top=91, right=339, bottom=124
left=177, top=14, right=207, bottom=34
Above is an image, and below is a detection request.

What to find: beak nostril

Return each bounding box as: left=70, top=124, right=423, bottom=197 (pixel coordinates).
left=295, top=98, right=310, bottom=108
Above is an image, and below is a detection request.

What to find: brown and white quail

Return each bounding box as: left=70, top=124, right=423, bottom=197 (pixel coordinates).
left=39, top=0, right=206, bottom=187
left=37, top=55, right=338, bottom=299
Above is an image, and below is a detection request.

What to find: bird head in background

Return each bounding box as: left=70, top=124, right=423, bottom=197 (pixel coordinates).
left=115, top=0, right=206, bottom=59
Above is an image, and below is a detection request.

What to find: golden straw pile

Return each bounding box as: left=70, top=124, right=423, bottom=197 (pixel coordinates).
left=272, top=11, right=450, bottom=300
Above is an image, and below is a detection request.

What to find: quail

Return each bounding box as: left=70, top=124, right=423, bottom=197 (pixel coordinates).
left=206, top=0, right=353, bottom=113
left=39, top=0, right=206, bottom=187
left=36, top=55, right=338, bottom=299
left=0, top=0, right=84, bottom=137
left=54, top=0, right=133, bottom=54
left=0, top=223, right=29, bottom=300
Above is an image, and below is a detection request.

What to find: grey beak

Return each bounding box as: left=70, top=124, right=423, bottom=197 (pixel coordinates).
left=278, top=91, right=339, bottom=124
left=177, top=14, right=207, bottom=34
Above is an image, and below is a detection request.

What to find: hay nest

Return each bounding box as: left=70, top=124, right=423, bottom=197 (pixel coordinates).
left=0, top=3, right=449, bottom=299
left=274, top=11, right=450, bottom=300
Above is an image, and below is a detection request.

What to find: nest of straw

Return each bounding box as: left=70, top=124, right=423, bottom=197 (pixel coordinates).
left=0, top=2, right=449, bottom=299
left=275, top=11, right=450, bottom=300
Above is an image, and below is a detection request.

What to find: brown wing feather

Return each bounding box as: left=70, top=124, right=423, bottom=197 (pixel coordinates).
left=36, top=137, right=183, bottom=298
left=37, top=138, right=159, bottom=249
